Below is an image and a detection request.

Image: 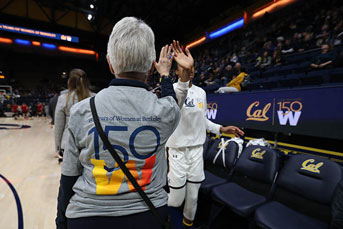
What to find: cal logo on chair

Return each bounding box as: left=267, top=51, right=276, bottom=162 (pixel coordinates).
left=251, top=148, right=266, bottom=159
left=218, top=141, right=229, bottom=150
left=301, top=159, right=324, bottom=174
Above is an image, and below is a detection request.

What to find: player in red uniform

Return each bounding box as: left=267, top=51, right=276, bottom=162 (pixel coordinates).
left=12, top=103, right=18, bottom=119
left=37, top=102, right=43, bottom=117
left=21, top=103, right=29, bottom=119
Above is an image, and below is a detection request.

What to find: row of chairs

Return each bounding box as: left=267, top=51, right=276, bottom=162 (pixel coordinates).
left=244, top=45, right=343, bottom=91
left=246, top=67, right=343, bottom=90
left=199, top=137, right=343, bottom=228
left=247, top=45, right=343, bottom=78
left=249, top=61, right=312, bottom=79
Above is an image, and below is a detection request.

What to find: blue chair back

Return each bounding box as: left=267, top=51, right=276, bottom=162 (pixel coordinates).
left=205, top=137, right=239, bottom=169
left=277, top=154, right=342, bottom=204
left=234, top=146, right=279, bottom=184
left=273, top=154, right=343, bottom=222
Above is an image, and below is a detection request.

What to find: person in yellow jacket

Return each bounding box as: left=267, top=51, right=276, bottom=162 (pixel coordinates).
left=215, top=71, right=247, bottom=93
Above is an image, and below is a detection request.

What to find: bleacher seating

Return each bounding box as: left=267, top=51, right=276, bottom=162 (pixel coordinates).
left=188, top=0, right=343, bottom=94
left=244, top=47, right=343, bottom=91
left=330, top=67, right=343, bottom=83
left=279, top=73, right=304, bottom=88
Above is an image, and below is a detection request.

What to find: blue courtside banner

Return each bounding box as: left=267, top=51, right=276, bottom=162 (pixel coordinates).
left=206, top=86, right=343, bottom=140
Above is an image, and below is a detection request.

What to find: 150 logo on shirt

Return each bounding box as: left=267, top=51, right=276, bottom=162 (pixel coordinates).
left=88, top=125, right=159, bottom=194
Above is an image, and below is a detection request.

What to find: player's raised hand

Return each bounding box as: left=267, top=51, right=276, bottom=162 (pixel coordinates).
left=220, top=126, right=245, bottom=138
left=172, top=40, right=194, bottom=71
left=154, top=44, right=173, bottom=76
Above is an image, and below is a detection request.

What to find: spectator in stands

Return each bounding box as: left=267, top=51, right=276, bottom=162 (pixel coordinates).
left=199, top=62, right=207, bottom=72
left=213, top=65, right=222, bottom=81
left=288, top=21, right=298, bottom=35
left=255, top=55, right=262, bottom=68
left=147, top=0, right=340, bottom=92
left=282, top=39, right=295, bottom=54
left=230, top=53, right=238, bottom=64
left=264, top=41, right=275, bottom=53
left=316, top=29, right=330, bottom=47
left=195, top=72, right=208, bottom=87
left=273, top=49, right=283, bottom=66
left=201, top=68, right=222, bottom=93
left=238, top=47, right=248, bottom=64
left=303, top=32, right=316, bottom=50
left=332, top=20, right=343, bottom=45
left=310, top=44, right=335, bottom=69
left=276, top=36, right=284, bottom=51
left=293, top=32, right=305, bottom=52
left=218, top=59, right=226, bottom=72
left=257, top=51, right=272, bottom=69
left=233, top=62, right=243, bottom=76
left=54, top=68, right=93, bottom=162
left=215, top=71, right=248, bottom=93
left=204, top=69, right=217, bottom=86
left=220, top=64, right=233, bottom=84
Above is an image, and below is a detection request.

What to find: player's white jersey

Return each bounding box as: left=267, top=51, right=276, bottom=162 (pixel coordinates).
left=166, top=83, right=221, bottom=149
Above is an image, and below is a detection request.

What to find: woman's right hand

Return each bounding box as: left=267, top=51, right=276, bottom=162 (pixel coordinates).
left=154, top=44, right=173, bottom=76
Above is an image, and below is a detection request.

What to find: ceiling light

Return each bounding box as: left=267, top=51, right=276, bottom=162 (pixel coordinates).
left=90, top=4, right=94, bottom=9
left=87, top=14, right=93, bottom=21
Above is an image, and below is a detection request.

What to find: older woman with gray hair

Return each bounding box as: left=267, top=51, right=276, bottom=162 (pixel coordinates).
left=56, top=17, right=193, bottom=229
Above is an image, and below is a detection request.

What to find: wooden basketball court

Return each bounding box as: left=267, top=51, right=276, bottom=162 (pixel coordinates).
left=0, top=117, right=59, bottom=229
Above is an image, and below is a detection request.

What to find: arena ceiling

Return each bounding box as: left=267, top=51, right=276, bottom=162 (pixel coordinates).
left=0, top=0, right=256, bottom=48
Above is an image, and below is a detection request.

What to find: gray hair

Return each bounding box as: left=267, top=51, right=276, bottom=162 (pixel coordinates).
left=107, top=17, right=156, bottom=75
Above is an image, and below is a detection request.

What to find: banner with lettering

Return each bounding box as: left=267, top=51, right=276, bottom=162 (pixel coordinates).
left=206, top=86, right=343, bottom=140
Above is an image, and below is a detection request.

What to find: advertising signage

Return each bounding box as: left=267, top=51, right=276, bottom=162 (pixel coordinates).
left=206, top=86, right=343, bottom=140
left=0, top=23, right=79, bottom=43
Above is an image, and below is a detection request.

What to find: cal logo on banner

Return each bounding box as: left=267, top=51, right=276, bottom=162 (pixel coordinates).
left=206, top=86, right=343, bottom=140
left=301, top=159, right=323, bottom=174
left=251, top=148, right=266, bottom=159
left=246, top=101, right=271, bottom=121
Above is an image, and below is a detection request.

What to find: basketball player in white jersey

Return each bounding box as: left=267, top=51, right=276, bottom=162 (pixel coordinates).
left=167, top=40, right=244, bottom=228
